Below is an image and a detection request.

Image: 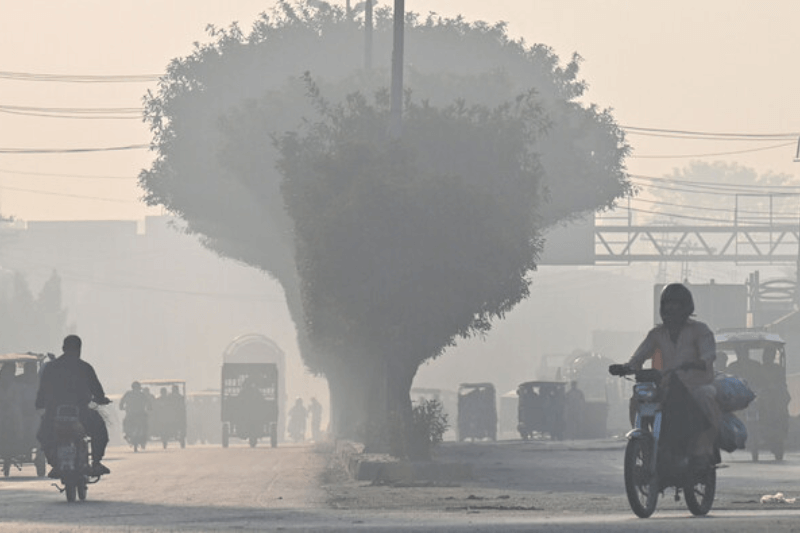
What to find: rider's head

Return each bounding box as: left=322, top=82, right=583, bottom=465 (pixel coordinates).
left=132, top=381, right=141, bottom=391
left=62, top=335, right=82, bottom=356
left=659, top=283, right=694, bottom=326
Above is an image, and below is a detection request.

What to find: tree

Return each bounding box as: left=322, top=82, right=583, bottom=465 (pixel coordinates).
left=140, top=1, right=631, bottom=442
left=642, top=161, right=796, bottom=225
left=0, top=271, right=68, bottom=353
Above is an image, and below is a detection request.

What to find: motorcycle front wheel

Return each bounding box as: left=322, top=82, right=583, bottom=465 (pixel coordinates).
left=684, top=466, right=716, bottom=515
left=65, top=481, right=76, bottom=502
left=77, top=479, right=88, bottom=501
left=624, top=438, right=659, bottom=518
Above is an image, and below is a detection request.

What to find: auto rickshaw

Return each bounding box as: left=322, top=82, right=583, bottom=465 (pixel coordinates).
left=221, top=362, right=279, bottom=448
left=456, top=382, right=497, bottom=441
left=0, top=352, right=46, bottom=477
left=716, top=329, right=789, bottom=461
left=186, top=389, right=221, bottom=445
left=138, top=379, right=187, bottom=449
left=516, top=381, right=566, bottom=440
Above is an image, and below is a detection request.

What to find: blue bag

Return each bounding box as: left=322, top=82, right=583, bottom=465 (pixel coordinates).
left=719, top=412, right=747, bottom=452
left=714, top=374, right=756, bottom=412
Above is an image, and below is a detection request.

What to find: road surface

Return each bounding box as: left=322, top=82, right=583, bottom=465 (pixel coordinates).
left=3, top=439, right=800, bottom=531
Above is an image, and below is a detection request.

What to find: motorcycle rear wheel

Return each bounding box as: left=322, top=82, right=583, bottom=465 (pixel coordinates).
left=624, top=438, right=659, bottom=518
left=684, top=466, right=716, bottom=515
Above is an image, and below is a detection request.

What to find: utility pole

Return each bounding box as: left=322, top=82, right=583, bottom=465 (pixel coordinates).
left=388, top=0, right=404, bottom=140
left=364, top=0, right=373, bottom=71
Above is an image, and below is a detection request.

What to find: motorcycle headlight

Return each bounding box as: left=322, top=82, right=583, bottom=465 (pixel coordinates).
left=634, top=383, right=657, bottom=401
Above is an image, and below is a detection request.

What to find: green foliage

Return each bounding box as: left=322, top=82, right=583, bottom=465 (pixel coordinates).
left=410, top=398, right=449, bottom=458
left=383, top=398, right=449, bottom=460
left=276, top=82, right=546, bottom=369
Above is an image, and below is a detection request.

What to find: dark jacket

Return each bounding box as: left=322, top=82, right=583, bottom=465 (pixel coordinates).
left=35, top=353, right=106, bottom=412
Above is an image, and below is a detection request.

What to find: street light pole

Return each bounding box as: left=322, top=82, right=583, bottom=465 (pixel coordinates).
left=388, top=0, right=404, bottom=140
left=364, top=0, right=373, bottom=70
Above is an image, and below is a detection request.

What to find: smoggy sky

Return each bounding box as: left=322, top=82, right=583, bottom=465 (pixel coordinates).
left=1, top=0, right=798, bottom=222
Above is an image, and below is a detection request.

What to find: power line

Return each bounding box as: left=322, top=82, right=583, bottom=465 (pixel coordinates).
left=0, top=104, right=141, bottom=120
left=0, top=168, right=134, bottom=180
left=0, top=144, right=148, bottom=154
left=628, top=141, right=795, bottom=159
left=631, top=174, right=800, bottom=191
left=0, top=71, right=159, bottom=83
left=622, top=125, right=800, bottom=139
left=0, top=185, right=133, bottom=203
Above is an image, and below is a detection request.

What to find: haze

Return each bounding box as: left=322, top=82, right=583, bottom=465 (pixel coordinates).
left=0, top=0, right=797, bottom=406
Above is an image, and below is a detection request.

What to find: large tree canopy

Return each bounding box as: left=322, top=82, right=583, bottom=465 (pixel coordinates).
left=140, top=1, right=631, bottom=442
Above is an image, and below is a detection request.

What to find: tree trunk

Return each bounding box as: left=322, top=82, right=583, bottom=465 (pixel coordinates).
left=326, top=360, right=369, bottom=440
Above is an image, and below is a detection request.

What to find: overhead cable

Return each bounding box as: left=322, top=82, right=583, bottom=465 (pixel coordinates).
left=0, top=144, right=148, bottom=154
left=0, top=168, right=134, bottom=180
left=0, top=71, right=158, bottom=83
left=629, top=141, right=795, bottom=159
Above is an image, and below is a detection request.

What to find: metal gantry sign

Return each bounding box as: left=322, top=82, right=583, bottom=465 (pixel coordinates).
left=595, top=224, right=800, bottom=263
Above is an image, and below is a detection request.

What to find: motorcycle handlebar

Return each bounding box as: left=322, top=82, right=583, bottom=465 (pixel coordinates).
left=608, top=364, right=632, bottom=376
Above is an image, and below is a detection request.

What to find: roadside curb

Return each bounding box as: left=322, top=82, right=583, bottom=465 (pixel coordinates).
left=334, top=440, right=473, bottom=484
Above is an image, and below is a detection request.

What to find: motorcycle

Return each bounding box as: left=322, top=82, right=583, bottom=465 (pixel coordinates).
left=52, top=403, right=105, bottom=502
left=609, top=364, right=718, bottom=518
left=124, top=412, right=148, bottom=452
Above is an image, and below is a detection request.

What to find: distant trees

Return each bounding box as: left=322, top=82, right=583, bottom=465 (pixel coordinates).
left=643, top=161, right=796, bottom=225
left=0, top=271, right=68, bottom=353
left=140, top=1, right=631, bottom=444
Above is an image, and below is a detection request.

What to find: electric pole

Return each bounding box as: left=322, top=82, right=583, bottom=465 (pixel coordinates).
left=388, top=0, right=404, bottom=140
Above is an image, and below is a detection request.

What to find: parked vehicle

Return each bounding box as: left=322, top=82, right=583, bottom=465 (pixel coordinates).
left=221, top=362, right=279, bottom=448
left=716, top=329, right=789, bottom=461
left=516, top=381, right=565, bottom=440
left=609, top=364, right=718, bottom=518
left=457, top=383, right=497, bottom=441
left=0, top=352, right=46, bottom=477
left=186, top=390, right=221, bottom=445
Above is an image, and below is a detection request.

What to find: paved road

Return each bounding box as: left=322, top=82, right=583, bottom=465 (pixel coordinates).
left=3, top=439, right=800, bottom=531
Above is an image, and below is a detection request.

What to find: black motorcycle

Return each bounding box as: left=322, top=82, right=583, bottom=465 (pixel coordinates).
left=52, top=404, right=104, bottom=502
left=124, top=412, right=148, bottom=452
left=609, top=364, right=718, bottom=518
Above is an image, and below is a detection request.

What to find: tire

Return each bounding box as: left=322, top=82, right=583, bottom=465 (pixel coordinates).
left=249, top=436, right=257, bottom=448
left=2, top=459, right=10, bottom=478
left=774, top=443, right=784, bottom=461
left=34, top=451, right=46, bottom=477
left=222, top=424, right=229, bottom=448
left=270, top=424, right=278, bottom=448
left=684, top=466, right=716, bottom=516
left=77, top=480, right=88, bottom=501
left=624, top=438, right=659, bottom=518
left=65, top=482, right=76, bottom=502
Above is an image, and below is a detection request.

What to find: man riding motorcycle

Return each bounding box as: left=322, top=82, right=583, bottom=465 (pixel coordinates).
left=621, top=283, right=722, bottom=468
left=35, top=335, right=112, bottom=477
left=120, top=381, right=151, bottom=448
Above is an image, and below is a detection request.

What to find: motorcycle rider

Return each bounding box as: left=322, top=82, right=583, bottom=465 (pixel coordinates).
left=287, top=398, right=308, bottom=442
left=120, top=381, right=151, bottom=447
left=35, top=335, right=112, bottom=477
left=623, top=283, right=722, bottom=468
